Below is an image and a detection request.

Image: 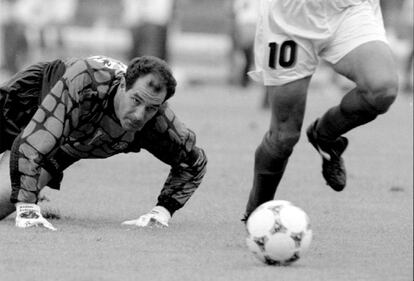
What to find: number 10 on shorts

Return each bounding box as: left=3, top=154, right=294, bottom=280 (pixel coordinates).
left=268, top=40, right=297, bottom=69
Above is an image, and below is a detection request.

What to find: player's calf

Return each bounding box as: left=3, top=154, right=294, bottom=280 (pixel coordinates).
left=244, top=129, right=300, bottom=220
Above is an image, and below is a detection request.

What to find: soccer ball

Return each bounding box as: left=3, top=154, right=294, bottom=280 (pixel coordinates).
left=246, top=200, right=312, bottom=265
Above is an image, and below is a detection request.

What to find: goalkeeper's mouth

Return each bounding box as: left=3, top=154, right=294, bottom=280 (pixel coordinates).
left=124, top=119, right=144, bottom=131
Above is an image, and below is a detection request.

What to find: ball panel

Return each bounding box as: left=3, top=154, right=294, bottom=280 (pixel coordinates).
left=265, top=233, right=297, bottom=261
left=279, top=205, right=308, bottom=233
left=247, top=208, right=277, bottom=237
left=246, top=236, right=267, bottom=263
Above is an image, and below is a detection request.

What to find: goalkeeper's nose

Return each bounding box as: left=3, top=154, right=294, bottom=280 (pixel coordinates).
left=131, top=105, right=147, bottom=129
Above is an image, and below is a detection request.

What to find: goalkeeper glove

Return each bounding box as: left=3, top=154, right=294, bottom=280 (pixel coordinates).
left=15, top=203, right=57, bottom=231
left=122, top=206, right=171, bottom=228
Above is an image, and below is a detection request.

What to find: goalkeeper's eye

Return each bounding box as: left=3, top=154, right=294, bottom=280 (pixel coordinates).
left=132, top=96, right=141, bottom=105
left=147, top=105, right=158, bottom=112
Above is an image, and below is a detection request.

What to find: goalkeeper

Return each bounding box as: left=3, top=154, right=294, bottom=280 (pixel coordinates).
left=0, top=55, right=207, bottom=230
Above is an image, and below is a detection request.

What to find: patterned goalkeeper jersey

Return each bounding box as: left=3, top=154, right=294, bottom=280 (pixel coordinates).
left=8, top=56, right=207, bottom=214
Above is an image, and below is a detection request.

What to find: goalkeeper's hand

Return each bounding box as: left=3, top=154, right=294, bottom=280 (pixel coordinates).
left=122, top=206, right=171, bottom=228
left=15, top=203, right=57, bottom=231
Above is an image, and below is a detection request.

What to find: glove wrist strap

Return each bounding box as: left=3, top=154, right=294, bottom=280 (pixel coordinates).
left=16, top=203, right=40, bottom=215
left=152, top=206, right=171, bottom=220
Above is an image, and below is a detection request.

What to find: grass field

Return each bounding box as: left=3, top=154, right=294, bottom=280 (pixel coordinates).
left=0, top=65, right=413, bottom=281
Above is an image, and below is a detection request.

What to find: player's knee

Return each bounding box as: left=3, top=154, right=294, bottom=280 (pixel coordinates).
left=364, top=77, right=398, bottom=114
left=263, top=130, right=300, bottom=159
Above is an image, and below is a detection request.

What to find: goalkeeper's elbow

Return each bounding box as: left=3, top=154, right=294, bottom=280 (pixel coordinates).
left=190, top=147, right=207, bottom=180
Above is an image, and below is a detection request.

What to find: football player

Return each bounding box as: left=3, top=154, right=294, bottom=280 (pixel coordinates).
left=0, top=55, right=207, bottom=230
left=244, top=0, right=398, bottom=220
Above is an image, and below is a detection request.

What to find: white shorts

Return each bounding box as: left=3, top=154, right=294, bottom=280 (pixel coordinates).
left=249, top=0, right=388, bottom=86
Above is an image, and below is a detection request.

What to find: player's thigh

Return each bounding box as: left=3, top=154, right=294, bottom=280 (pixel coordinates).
left=332, top=41, right=398, bottom=91
left=267, top=76, right=310, bottom=133
left=0, top=151, right=15, bottom=220
left=322, top=1, right=398, bottom=94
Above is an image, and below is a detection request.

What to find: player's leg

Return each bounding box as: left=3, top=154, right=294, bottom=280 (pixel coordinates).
left=306, top=1, right=398, bottom=191
left=244, top=76, right=311, bottom=218
left=244, top=0, right=319, bottom=218
left=308, top=41, right=398, bottom=191
left=0, top=151, right=15, bottom=219
left=319, top=41, right=398, bottom=138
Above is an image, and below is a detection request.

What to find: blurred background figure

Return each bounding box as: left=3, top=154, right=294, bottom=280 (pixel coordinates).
left=0, top=0, right=28, bottom=75
left=13, top=0, right=78, bottom=60
left=43, top=0, right=79, bottom=58
left=379, top=0, right=413, bottom=94
left=397, top=0, right=413, bottom=93
left=229, top=0, right=258, bottom=88
left=123, top=0, right=176, bottom=62
left=228, top=0, right=270, bottom=108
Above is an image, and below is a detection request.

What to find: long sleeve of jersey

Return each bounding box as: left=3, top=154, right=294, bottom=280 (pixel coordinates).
left=10, top=57, right=126, bottom=203
left=9, top=60, right=85, bottom=203
left=136, top=105, right=207, bottom=215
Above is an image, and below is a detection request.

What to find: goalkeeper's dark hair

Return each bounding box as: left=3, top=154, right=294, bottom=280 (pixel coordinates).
left=125, top=56, right=177, bottom=101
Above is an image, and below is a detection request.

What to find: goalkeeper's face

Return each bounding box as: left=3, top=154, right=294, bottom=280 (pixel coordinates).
left=115, top=73, right=167, bottom=131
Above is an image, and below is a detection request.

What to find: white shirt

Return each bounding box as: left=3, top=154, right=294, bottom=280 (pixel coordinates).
left=233, top=0, right=259, bottom=25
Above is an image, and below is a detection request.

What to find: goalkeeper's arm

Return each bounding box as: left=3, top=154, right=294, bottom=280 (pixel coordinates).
left=156, top=146, right=207, bottom=215
left=121, top=146, right=207, bottom=228
left=123, top=105, right=207, bottom=227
